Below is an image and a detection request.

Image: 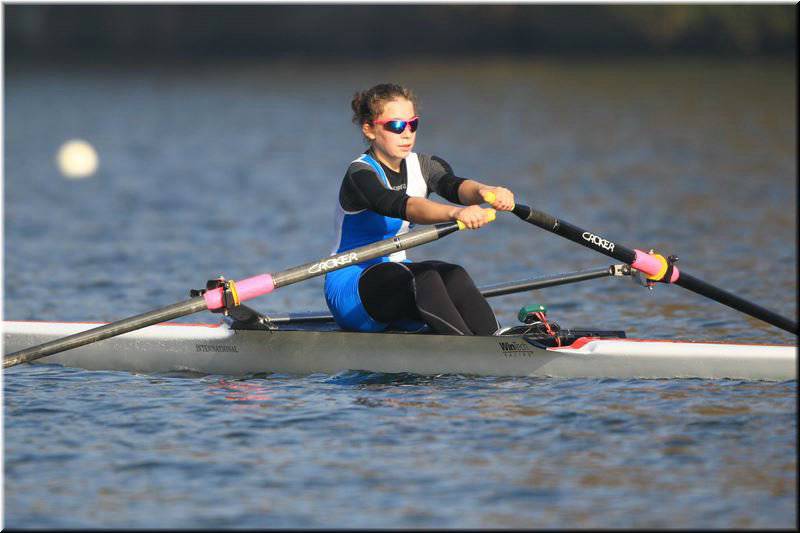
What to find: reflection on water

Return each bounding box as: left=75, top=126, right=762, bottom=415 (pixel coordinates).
left=3, top=58, right=797, bottom=528
left=210, top=379, right=275, bottom=403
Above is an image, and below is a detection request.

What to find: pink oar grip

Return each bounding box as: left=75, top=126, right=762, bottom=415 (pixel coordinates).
left=236, top=274, right=276, bottom=301
left=203, top=288, right=226, bottom=310
left=203, top=274, right=275, bottom=310
left=632, top=250, right=680, bottom=282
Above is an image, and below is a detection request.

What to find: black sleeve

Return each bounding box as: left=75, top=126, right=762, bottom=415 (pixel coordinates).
left=339, top=165, right=410, bottom=219
left=419, top=154, right=467, bottom=204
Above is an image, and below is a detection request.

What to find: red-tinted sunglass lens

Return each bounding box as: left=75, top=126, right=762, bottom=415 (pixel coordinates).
left=409, top=118, right=419, bottom=132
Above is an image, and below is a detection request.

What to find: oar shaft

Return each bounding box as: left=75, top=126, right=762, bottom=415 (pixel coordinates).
left=202, top=223, right=461, bottom=310
left=271, top=223, right=460, bottom=289
left=512, top=205, right=637, bottom=263
left=4, top=222, right=463, bottom=368
left=3, top=298, right=208, bottom=368
left=676, top=273, right=797, bottom=333
left=512, top=204, right=797, bottom=334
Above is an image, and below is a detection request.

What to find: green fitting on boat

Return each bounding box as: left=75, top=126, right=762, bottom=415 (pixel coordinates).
left=518, top=304, right=547, bottom=324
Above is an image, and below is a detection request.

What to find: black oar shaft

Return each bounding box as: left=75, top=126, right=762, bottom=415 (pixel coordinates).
left=676, top=273, right=797, bottom=333
left=512, top=204, right=797, bottom=334
left=513, top=205, right=637, bottom=264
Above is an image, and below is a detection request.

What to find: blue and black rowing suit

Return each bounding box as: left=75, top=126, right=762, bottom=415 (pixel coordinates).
left=324, top=149, right=499, bottom=336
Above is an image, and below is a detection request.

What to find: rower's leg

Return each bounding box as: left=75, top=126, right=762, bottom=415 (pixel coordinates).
left=409, top=266, right=474, bottom=336
left=359, top=262, right=418, bottom=323
left=421, top=261, right=500, bottom=336
left=360, top=262, right=474, bottom=335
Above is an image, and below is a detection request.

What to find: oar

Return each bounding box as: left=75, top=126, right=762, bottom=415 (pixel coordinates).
left=3, top=219, right=480, bottom=369
left=506, top=202, right=797, bottom=334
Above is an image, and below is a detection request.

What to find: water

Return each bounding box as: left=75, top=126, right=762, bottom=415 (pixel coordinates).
left=3, top=58, right=797, bottom=527
left=3, top=368, right=796, bottom=528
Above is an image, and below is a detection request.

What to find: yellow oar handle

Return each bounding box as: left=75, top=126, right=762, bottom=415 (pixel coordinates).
left=481, top=190, right=515, bottom=209
left=456, top=208, right=496, bottom=230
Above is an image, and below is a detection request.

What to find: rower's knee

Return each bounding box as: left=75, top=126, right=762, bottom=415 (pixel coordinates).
left=416, top=268, right=445, bottom=286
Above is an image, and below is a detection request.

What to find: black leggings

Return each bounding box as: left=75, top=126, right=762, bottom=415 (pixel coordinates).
left=358, top=261, right=499, bottom=336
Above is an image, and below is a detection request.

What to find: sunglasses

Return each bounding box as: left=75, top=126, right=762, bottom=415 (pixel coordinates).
left=373, top=116, right=419, bottom=134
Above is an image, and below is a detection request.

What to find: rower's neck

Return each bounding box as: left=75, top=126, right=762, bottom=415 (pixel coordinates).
left=370, top=147, right=403, bottom=173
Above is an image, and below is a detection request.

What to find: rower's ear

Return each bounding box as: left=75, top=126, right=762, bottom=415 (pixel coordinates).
left=362, top=121, right=376, bottom=141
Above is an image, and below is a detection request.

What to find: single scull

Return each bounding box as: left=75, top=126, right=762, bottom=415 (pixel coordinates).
left=4, top=203, right=796, bottom=379
left=3, top=266, right=796, bottom=380
left=2, top=317, right=794, bottom=381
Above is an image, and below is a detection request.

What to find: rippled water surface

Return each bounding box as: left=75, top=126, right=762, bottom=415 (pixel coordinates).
left=3, top=58, right=797, bottom=527
left=4, top=367, right=797, bottom=528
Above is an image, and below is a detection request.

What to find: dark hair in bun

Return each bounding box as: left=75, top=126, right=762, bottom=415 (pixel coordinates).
left=351, top=83, right=418, bottom=126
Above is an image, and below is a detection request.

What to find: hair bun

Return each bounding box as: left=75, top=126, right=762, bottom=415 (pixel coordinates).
left=350, top=91, right=367, bottom=123
left=350, top=84, right=417, bottom=126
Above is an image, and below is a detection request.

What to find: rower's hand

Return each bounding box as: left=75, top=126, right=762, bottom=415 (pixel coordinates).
left=480, top=187, right=515, bottom=211
left=454, top=205, right=496, bottom=230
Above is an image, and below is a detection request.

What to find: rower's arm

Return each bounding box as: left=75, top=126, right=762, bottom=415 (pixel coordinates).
left=457, top=180, right=515, bottom=211
left=405, top=197, right=459, bottom=224
left=457, top=179, right=489, bottom=204
left=405, top=197, right=492, bottom=229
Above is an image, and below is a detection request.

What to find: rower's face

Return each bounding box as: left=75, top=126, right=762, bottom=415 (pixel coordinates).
left=363, top=98, right=417, bottom=160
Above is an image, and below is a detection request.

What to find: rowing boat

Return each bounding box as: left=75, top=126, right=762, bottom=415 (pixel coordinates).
left=3, top=312, right=795, bottom=380
left=4, top=203, right=797, bottom=379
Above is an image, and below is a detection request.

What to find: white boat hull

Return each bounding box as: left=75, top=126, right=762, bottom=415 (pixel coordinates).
left=2, top=320, right=796, bottom=380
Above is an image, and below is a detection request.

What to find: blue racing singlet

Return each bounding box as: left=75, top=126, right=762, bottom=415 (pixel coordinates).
left=324, top=152, right=427, bottom=331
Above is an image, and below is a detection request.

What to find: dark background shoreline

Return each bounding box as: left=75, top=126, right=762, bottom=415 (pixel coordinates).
left=5, top=4, right=797, bottom=64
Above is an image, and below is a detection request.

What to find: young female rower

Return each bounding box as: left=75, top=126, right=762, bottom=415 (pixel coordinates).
left=324, top=83, right=516, bottom=336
